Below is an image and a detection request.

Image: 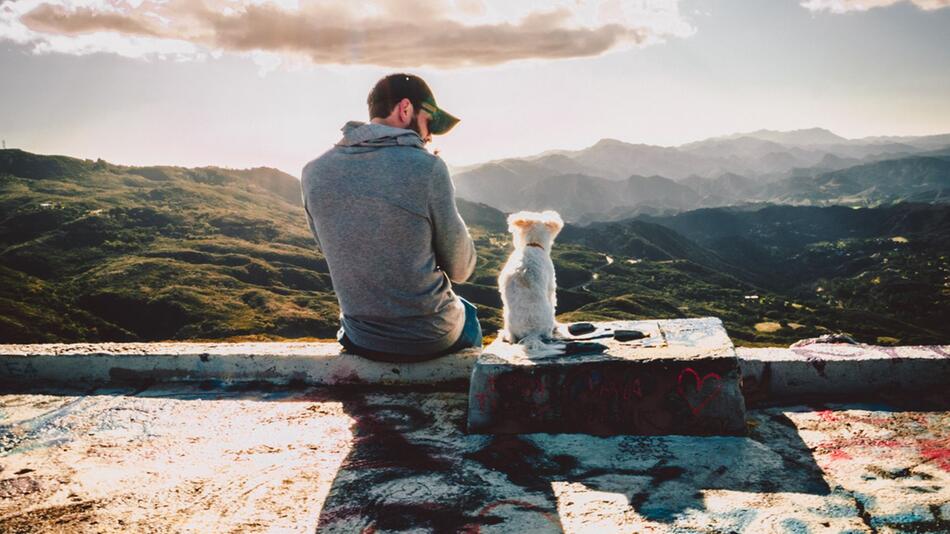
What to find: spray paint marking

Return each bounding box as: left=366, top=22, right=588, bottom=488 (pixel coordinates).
left=677, top=368, right=723, bottom=416
left=918, top=438, right=950, bottom=472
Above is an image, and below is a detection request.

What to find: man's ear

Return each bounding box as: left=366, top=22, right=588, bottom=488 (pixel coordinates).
left=398, top=98, right=413, bottom=121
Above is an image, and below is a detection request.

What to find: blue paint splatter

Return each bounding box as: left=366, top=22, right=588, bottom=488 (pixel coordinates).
left=870, top=506, right=934, bottom=527
left=780, top=517, right=810, bottom=534
left=808, top=492, right=858, bottom=519
left=707, top=508, right=756, bottom=533
left=0, top=397, right=86, bottom=456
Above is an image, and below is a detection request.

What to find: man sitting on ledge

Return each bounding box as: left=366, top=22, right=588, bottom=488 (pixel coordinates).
left=301, top=73, right=481, bottom=362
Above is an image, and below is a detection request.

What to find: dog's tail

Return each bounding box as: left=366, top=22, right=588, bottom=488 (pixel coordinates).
left=517, top=334, right=566, bottom=358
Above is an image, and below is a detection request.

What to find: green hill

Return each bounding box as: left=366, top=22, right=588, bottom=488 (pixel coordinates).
left=0, top=149, right=333, bottom=342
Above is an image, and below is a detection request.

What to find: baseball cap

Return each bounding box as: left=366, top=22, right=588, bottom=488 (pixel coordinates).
left=420, top=98, right=460, bottom=135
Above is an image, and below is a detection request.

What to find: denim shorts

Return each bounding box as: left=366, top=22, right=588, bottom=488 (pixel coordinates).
left=338, top=297, right=483, bottom=363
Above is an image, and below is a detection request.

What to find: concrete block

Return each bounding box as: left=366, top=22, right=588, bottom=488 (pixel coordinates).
left=0, top=342, right=478, bottom=388
left=737, top=343, right=950, bottom=405
left=467, top=317, right=747, bottom=436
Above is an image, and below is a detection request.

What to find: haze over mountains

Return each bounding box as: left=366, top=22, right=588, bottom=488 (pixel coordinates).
left=453, top=128, right=950, bottom=222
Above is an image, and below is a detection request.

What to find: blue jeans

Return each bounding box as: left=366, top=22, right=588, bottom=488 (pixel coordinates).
left=338, top=297, right=483, bottom=363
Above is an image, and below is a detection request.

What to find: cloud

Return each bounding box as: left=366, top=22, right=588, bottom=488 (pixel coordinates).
left=21, top=4, right=162, bottom=36
left=0, top=0, right=694, bottom=69
left=800, top=0, right=950, bottom=13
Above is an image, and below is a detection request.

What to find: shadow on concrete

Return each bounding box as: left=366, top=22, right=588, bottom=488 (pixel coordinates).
left=3, top=381, right=948, bottom=532
left=306, top=389, right=834, bottom=532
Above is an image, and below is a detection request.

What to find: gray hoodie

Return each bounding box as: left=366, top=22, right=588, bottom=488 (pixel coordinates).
left=301, top=121, right=477, bottom=354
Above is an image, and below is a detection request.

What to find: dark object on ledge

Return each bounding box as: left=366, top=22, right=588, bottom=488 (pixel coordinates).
left=614, top=329, right=647, bottom=342
left=568, top=322, right=596, bottom=336
left=563, top=341, right=608, bottom=355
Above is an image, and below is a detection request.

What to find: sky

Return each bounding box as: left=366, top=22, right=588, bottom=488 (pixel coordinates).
left=1, top=0, right=949, bottom=175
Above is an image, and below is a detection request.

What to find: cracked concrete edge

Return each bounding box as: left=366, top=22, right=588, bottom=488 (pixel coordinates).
left=0, top=341, right=948, bottom=400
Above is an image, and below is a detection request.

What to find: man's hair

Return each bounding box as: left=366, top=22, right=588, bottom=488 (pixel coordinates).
left=367, top=73, right=434, bottom=120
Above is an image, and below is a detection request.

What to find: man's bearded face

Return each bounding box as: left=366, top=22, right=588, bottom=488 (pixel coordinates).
left=407, top=109, right=432, bottom=144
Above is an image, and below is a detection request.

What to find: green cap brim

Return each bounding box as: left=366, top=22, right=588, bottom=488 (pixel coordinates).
left=421, top=101, right=460, bottom=135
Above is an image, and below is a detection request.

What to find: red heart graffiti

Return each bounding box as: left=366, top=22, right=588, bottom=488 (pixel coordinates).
left=677, top=368, right=723, bottom=416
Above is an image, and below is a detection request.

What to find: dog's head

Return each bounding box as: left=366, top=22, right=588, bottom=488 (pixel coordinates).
left=507, top=210, right=564, bottom=250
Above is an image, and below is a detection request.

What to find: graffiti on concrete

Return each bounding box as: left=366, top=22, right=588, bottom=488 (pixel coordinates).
left=1, top=384, right=949, bottom=532
left=472, top=359, right=743, bottom=436
left=677, top=368, right=723, bottom=416
left=812, top=410, right=950, bottom=472
left=469, top=317, right=746, bottom=436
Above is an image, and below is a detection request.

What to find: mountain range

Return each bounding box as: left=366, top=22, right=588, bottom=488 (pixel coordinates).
left=453, top=128, right=950, bottom=222
left=2, top=146, right=947, bottom=346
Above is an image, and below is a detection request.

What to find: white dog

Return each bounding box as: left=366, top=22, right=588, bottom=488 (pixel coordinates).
left=498, top=210, right=566, bottom=356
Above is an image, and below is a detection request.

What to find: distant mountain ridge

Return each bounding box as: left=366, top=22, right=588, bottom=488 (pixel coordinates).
left=456, top=170, right=700, bottom=221
left=710, top=127, right=850, bottom=146
left=453, top=128, right=950, bottom=222
left=0, top=149, right=302, bottom=206
left=765, top=156, right=950, bottom=205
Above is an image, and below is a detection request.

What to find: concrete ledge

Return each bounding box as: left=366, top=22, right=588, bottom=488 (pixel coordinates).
left=2, top=336, right=948, bottom=404
left=737, top=343, right=950, bottom=404
left=0, top=342, right=479, bottom=388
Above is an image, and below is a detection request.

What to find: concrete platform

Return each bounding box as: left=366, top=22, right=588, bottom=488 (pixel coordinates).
left=467, top=318, right=748, bottom=436
left=2, top=382, right=948, bottom=533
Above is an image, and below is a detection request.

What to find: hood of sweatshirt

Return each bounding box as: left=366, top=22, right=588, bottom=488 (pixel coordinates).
left=336, top=121, right=425, bottom=150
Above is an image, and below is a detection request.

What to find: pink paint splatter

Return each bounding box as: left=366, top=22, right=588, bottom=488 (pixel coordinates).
left=677, top=368, right=723, bottom=416
left=918, top=438, right=950, bottom=472
left=818, top=410, right=838, bottom=423
left=829, top=449, right=852, bottom=461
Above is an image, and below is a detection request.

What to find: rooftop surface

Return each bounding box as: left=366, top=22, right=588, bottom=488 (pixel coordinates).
left=2, top=382, right=949, bottom=533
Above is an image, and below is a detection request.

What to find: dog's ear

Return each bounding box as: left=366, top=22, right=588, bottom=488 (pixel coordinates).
left=507, top=212, right=535, bottom=231
left=541, top=210, right=564, bottom=232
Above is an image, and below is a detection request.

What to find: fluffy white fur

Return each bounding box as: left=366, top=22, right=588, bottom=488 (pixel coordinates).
left=498, top=210, right=566, bottom=356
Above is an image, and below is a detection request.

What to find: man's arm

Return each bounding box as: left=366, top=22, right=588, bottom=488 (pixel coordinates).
left=429, top=158, right=476, bottom=283
left=300, top=165, right=324, bottom=252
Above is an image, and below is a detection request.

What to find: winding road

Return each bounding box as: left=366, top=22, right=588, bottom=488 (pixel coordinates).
left=567, top=254, right=613, bottom=293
